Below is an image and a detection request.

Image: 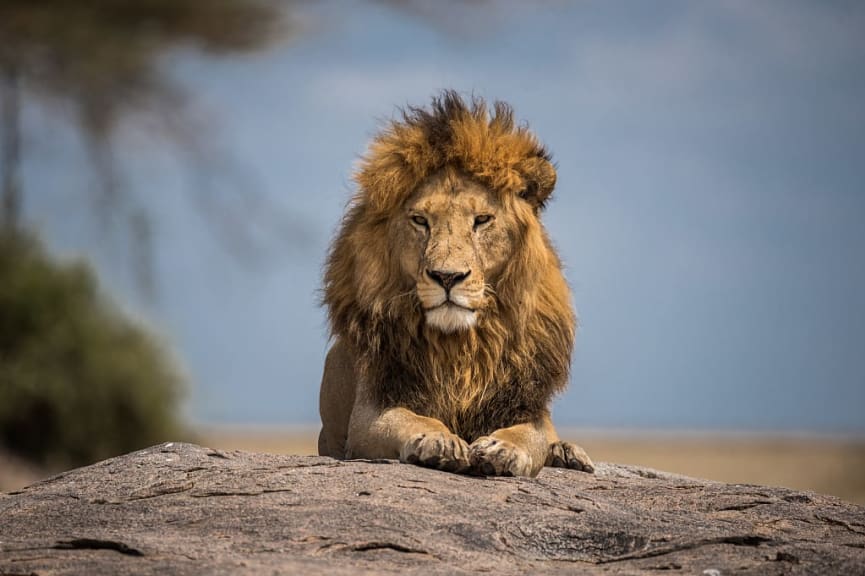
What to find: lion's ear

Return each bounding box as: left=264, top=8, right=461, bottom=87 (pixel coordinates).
left=517, top=157, right=557, bottom=211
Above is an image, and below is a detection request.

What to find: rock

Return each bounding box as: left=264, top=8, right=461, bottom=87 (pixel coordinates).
left=1, top=443, right=863, bottom=575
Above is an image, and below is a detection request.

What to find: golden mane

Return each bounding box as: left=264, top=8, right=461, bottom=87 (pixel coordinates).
left=323, top=91, right=575, bottom=442
left=355, top=91, right=557, bottom=214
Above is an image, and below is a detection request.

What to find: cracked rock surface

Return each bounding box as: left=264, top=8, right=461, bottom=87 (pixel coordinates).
left=1, top=442, right=863, bottom=575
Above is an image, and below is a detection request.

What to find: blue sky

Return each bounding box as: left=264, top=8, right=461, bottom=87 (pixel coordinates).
left=23, top=1, right=865, bottom=432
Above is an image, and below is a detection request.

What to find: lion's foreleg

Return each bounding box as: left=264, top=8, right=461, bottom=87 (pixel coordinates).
left=469, top=413, right=594, bottom=477
left=468, top=418, right=550, bottom=477
left=541, top=414, right=595, bottom=473
left=346, top=402, right=470, bottom=473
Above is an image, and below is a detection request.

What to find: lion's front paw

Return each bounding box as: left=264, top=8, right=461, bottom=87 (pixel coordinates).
left=468, top=436, right=533, bottom=477
left=546, top=440, right=595, bottom=473
left=400, top=431, right=470, bottom=473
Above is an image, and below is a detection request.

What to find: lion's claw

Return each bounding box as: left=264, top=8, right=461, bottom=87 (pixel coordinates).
left=468, top=436, right=533, bottom=477
left=400, top=431, right=470, bottom=473
left=546, top=440, right=594, bottom=473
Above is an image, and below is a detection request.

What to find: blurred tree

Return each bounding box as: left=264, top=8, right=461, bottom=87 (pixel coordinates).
left=0, top=0, right=289, bottom=296
left=0, top=0, right=289, bottom=469
left=0, top=230, right=186, bottom=468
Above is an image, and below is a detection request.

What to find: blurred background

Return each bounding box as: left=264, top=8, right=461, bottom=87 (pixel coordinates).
left=1, top=1, right=863, bottom=503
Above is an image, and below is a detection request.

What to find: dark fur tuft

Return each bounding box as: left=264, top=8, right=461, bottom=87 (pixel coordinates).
left=355, top=91, right=557, bottom=214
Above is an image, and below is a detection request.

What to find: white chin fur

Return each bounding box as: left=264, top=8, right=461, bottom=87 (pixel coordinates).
left=425, top=305, right=477, bottom=333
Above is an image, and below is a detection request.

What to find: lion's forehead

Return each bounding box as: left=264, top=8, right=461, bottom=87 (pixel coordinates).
left=413, top=194, right=487, bottom=218
left=408, top=172, right=498, bottom=216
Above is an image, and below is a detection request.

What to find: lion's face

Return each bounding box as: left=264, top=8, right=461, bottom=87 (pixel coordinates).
left=393, top=169, right=515, bottom=333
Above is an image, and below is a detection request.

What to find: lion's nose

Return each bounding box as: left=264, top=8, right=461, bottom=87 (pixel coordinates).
left=426, top=269, right=471, bottom=291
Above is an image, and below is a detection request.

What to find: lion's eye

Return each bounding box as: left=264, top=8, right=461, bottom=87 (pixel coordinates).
left=411, top=214, right=428, bottom=227
left=474, top=214, right=494, bottom=229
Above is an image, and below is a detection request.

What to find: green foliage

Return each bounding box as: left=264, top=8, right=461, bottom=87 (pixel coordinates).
left=0, top=231, right=186, bottom=468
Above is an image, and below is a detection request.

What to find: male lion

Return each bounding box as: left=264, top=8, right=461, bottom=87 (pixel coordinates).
left=318, top=91, right=593, bottom=477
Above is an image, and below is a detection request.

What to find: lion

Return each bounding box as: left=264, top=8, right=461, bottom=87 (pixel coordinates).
left=318, top=91, right=593, bottom=477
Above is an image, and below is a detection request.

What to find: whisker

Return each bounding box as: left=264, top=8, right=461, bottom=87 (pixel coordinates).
left=386, top=289, right=415, bottom=305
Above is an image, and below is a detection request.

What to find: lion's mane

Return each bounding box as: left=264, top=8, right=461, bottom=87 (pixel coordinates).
left=324, top=91, right=576, bottom=442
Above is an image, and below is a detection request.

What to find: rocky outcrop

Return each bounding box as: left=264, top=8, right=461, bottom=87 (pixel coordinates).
left=1, top=442, right=863, bottom=575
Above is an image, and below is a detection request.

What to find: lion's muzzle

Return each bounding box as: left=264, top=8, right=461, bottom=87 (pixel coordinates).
left=425, top=268, right=471, bottom=292
left=419, top=267, right=480, bottom=332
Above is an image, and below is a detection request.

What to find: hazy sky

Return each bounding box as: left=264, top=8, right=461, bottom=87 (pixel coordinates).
left=24, top=1, right=865, bottom=432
